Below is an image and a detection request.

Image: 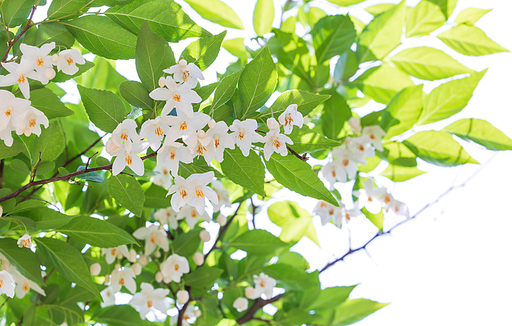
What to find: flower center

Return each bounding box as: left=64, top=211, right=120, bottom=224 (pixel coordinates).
left=345, top=213, right=351, bottom=221
left=17, top=74, right=26, bottom=84
left=394, top=206, right=400, bottom=212
left=358, top=145, right=364, bottom=152
left=285, top=113, right=293, bottom=126
left=331, top=170, right=336, bottom=177
left=182, top=70, right=190, bottom=81
left=66, top=56, right=74, bottom=65
left=37, top=57, right=44, bottom=67
left=214, top=138, right=220, bottom=148
left=328, top=209, right=334, bottom=215
left=179, top=121, right=187, bottom=131
left=370, top=134, right=376, bottom=140
left=174, top=264, right=180, bottom=271
left=196, top=188, right=204, bottom=198
left=170, top=150, right=176, bottom=160
left=155, top=126, right=164, bottom=137
left=5, top=107, right=12, bottom=117
left=384, top=195, right=392, bottom=203
left=320, top=201, right=327, bottom=208
left=150, top=235, right=157, bottom=244
left=196, top=144, right=206, bottom=155
left=342, top=159, right=349, bottom=167
left=260, top=281, right=265, bottom=288
left=0, top=280, right=3, bottom=288
left=120, top=131, right=128, bottom=141
left=147, top=300, right=153, bottom=308
left=163, top=168, right=169, bottom=175
left=191, top=210, right=197, bottom=218
left=180, top=189, right=188, bottom=199
left=22, top=282, right=29, bottom=292
left=273, top=138, right=282, bottom=149
left=29, top=117, right=36, bottom=128
left=238, top=131, right=245, bottom=140
left=22, top=239, right=30, bottom=247
left=172, top=93, right=181, bottom=102
left=119, top=277, right=125, bottom=286
left=125, top=155, right=133, bottom=165
left=111, top=248, right=117, bottom=256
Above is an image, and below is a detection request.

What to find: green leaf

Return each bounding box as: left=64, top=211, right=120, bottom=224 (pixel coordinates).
left=0, top=139, right=25, bottom=160
left=119, top=81, right=152, bottom=111
left=75, top=57, right=127, bottom=95
left=211, top=69, right=243, bottom=112
left=267, top=201, right=319, bottom=246
left=255, top=90, right=330, bottom=122
left=62, top=16, right=137, bottom=59
left=390, top=47, right=474, bottom=80
left=1, top=0, right=37, bottom=27
left=265, top=154, right=337, bottom=206
left=443, top=118, right=512, bottom=151
left=236, top=47, right=277, bottom=119
left=418, top=70, right=486, bottom=125
left=181, top=31, right=226, bottom=71
left=253, top=0, right=274, bottom=36
left=29, top=207, right=75, bottom=231
left=36, top=238, right=101, bottom=300
left=308, top=7, right=327, bottom=28
left=312, top=14, right=356, bottom=63
left=379, top=85, right=423, bottom=138
left=357, top=0, right=405, bottom=62
left=229, top=229, right=286, bottom=255
left=106, top=0, right=211, bottom=42
left=47, top=0, right=88, bottom=20
left=454, top=8, right=490, bottom=25
left=289, top=125, right=342, bottom=154
left=30, top=87, right=74, bottom=119
left=36, top=22, right=75, bottom=48
left=184, top=266, right=223, bottom=288
left=78, top=85, right=128, bottom=133
left=437, top=24, right=509, bottom=56
left=29, top=120, right=65, bottom=164
left=406, top=0, right=447, bottom=38
left=107, top=174, right=145, bottom=216
left=57, top=216, right=137, bottom=248
left=0, top=238, right=43, bottom=285
left=380, top=141, right=418, bottom=167
left=135, top=21, right=175, bottom=92
left=309, top=286, right=356, bottom=310
left=9, top=159, right=29, bottom=174
left=321, top=90, right=351, bottom=140
left=352, top=63, right=414, bottom=104
left=183, top=0, right=243, bottom=29
left=220, top=148, right=265, bottom=196
left=332, top=298, right=389, bottom=325
left=365, top=4, right=395, bottom=16
left=95, top=305, right=153, bottom=326
left=172, top=229, right=201, bottom=257
left=403, top=131, right=479, bottom=166
left=143, top=183, right=170, bottom=208
left=325, top=0, right=364, bottom=6
left=380, top=164, right=426, bottom=182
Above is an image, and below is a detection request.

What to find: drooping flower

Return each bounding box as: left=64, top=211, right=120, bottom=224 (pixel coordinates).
left=100, top=286, right=116, bottom=307
left=331, top=147, right=358, bottom=181
left=133, top=225, right=169, bottom=256
left=20, top=42, right=56, bottom=83
left=129, top=282, right=169, bottom=320
left=386, top=199, right=409, bottom=218
left=154, top=207, right=178, bottom=230
left=140, top=116, right=171, bottom=151
left=160, top=254, right=189, bottom=283
left=347, top=136, right=375, bottom=165
left=362, top=125, right=386, bottom=151
left=17, top=234, right=32, bottom=248
left=177, top=289, right=189, bottom=305
left=111, top=141, right=149, bottom=176
left=233, top=297, right=249, bottom=312
left=185, top=171, right=218, bottom=215
left=0, top=61, right=46, bottom=99
left=186, top=130, right=216, bottom=164
left=210, top=179, right=231, bottom=212
left=149, top=77, right=201, bottom=118
left=12, top=106, right=49, bottom=138
left=170, top=305, right=200, bottom=326
left=348, top=117, right=361, bottom=134
left=111, top=119, right=140, bottom=152
left=332, top=204, right=363, bottom=227
left=313, top=200, right=342, bottom=226
left=151, top=164, right=173, bottom=188
left=167, top=175, right=193, bottom=211
left=320, top=161, right=346, bottom=189
left=164, top=59, right=204, bottom=87
left=164, top=111, right=210, bottom=143
left=101, top=245, right=130, bottom=264
left=56, top=49, right=86, bottom=75
left=262, top=127, right=293, bottom=161
left=12, top=272, right=45, bottom=299
left=252, top=273, right=276, bottom=299
left=278, top=104, right=303, bottom=134
left=353, top=179, right=386, bottom=214
left=111, top=267, right=137, bottom=294
left=205, top=121, right=235, bottom=163
left=230, top=119, right=263, bottom=156
left=176, top=205, right=210, bottom=229
left=0, top=270, right=15, bottom=298
left=156, top=136, right=193, bottom=177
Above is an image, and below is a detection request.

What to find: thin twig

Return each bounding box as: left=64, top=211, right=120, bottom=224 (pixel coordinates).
left=203, top=203, right=242, bottom=262
left=0, top=5, right=37, bottom=66
left=236, top=294, right=284, bottom=324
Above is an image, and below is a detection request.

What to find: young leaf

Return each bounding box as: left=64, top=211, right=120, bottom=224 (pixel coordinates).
left=211, top=68, right=243, bottom=112
left=443, top=118, right=512, bottom=151
left=0, top=238, right=44, bottom=285
left=289, top=125, right=342, bottom=153
left=380, top=165, right=426, bottom=182
left=321, top=90, right=351, bottom=140
left=119, top=80, right=153, bottom=111
left=309, top=286, right=356, bottom=310
left=437, top=24, right=509, bottom=56
left=183, top=0, right=244, bottom=29
left=181, top=31, right=226, bottom=71
left=47, top=0, right=88, bottom=20
left=265, top=154, right=338, bottom=206
left=30, top=87, right=74, bottom=119
left=454, top=8, right=491, bottom=25
left=380, top=141, right=418, bottom=167
left=220, top=148, right=265, bottom=196
left=62, top=16, right=137, bottom=59
left=406, top=0, right=447, bottom=38
left=228, top=229, right=286, bottom=255
left=236, top=47, right=277, bottom=119
left=1, top=0, right=37, bottom=28
left=107, top=174, right=145, bottom=216
left=267, top=201, right=319, bottom=246
left=253, top=0, right=275, bottom=36
left=312, top=15, right=356, bottom=64
left=332, top=298, right=389, bottom=325
left=379, top=85, right=423, bottom=138
left=78, top=85, right=128, bottom=133
left=255, top=90, right=330, bottom=122
left=136, top=21, right=175, bottom=92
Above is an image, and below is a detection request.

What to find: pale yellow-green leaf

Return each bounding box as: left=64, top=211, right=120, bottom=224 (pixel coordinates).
left=222, top=38, right=248, bottom=61
left=454, top=8, right=491, bottom=25
left=437, top=24, right=509, bottom=56
left=183, top=0, right=244, bottom=29
left=443, top=118, right=512, bottom=151
left=253, top=0, right=275, bottom=36
left=381, top=165, right=426, bottom=182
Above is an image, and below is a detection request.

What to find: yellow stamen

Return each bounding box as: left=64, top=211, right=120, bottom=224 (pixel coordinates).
left=345, top=213, right=351, bottom=221
left=238, top=131, right=245, bottom=140
left=111, top=248, right=117, bottom=256
left=358, top=145, right=364, bottom=152
left=196, top=188, right=204, bottom=198
left=150, top=235, right=157, bottom=244
left=0, top=279, right=4, bottom=288
left=36, top=57, right=44, bottom=67
left=214, top=138, right=220, bottom=148
left=179, top=121, right=187, bottom=131
left=285, top=113, right=293, bottom=126
left=180, top=190, right=188, bottom=199
left=66, top=56, right=73, bottom=65
left=191, top=210, right=197, bottom=218
left=120, top=132, right=128, bottom=141
left=174, top=264, right=180, bottom=271
left=147, top=300, right=153, bottom=308
left=5, top=108, right=11, bottom=117
left=170, top=150, right=176, bottom=160
left=328, top=209, right=334, bottom=215
left=163, top=168, right=169, bottom=175
left=196, top=144, right=206, bottom=156
left=22, top=239, right=30, bottom=247
left=17, top=74, right=26, bottom=84
left=155, top=126, right=164, bottom=137
left=22, top=282, right=29, bottom=292
left=384, top=195, right=392, bottom=203
left=29, top=118, right=36, bottom=128
left=125, top=155, right=133, bottom=165
left=119, top=278, right=125, bottom=286
left=342, top=159, right=349, bottom=167
left=172, top=93, right=181, bottom=102
left=370, top=134, right=376, bottom=140
left=331, top=170, right=336, bottom=177
left=320, top=201, right=327, bottom=208
left=273, top=139, right=282, bottom=149
left=182, top=71, right=190, bottom=82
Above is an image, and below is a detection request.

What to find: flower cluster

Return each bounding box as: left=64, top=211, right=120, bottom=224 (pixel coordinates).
left=233, top=273, right=277, bottom=313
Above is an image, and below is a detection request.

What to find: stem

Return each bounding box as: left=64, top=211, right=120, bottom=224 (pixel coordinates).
left=0, top=5, right=37, bottom=67
left=203, top=203, right=242, bottom=262
left=236, top=294, right=284, bottom=324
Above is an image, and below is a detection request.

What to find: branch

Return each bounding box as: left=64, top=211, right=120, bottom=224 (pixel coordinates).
left=203, top=203, right=242, bottom=262
left=177, top=286, right=192, bottom=326
left=0, top=152, right=157, bottom=204
left=0, top=5, right=37, bottom=67
left=236, top=294, right=284, bottom=325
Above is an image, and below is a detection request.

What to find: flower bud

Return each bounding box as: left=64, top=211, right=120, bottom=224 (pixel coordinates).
left=155, top=271, right=163, bottom=282
left=90, top=263, right=101, bottom=276
left=348, top=117, right=361, bottom=134
left=163, top=275, right=172, bottom=283
left=128, top=249, right=137, bottom=262
left=158, top=76, right=166, bottom=87
left=208, top=119, right=216, bottom=129
left=45, top=68, right=56, bottom=80
left=105, top=139, right=119, bottom=155
left=199, top=230, right=210, bottom=242
left=197, top=129, right=206, bottom=139
left=233, top=297, right=249, bottom=312
left=194, top=309, right=202, bottom=317
left=154, top=250, right=161, bottom=258
left=193, top=252, right=204, bottom=266
left=104, top=274, right=110, bottom=284
left=245, top=286, right=256, bottom=299
left=217, top=214, right=227, bottom=226
left=114, top=263, right=121, bottom=271
left=51, top=54, right=59, bottom=64
left=116, top=251, right=123, bottom=259
left=132, top=262, right=142, bottom=275
left=267, top=117, right=280, bottom=130
left=179, top=59, right=187, bottom=68
left=177, top=290, right=189, bottom=305
left=138, top=254, right=149, bottom=267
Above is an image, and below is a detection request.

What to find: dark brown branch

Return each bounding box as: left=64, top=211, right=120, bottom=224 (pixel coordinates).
left=236, top=294, right=284, bottom=325
left=177, top=286, right=192, bottom=326
left=0, top=6, right=37, bottom=66
left=0, top=152, right=157, bottom=204
left=250, top=197, right=257, bottom=229
left=203, top=203, right=242, bottom=262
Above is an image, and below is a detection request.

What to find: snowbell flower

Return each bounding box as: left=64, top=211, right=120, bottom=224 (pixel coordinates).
left=151, top=164, right=173, bottom=188
left=348, top=117, right=362, bottom=134
left=210, top=179, right=231, bottom=212
left=56, top=49, right=86, bottom=75
left=230, top=119, right=263, bottom=156
left=362, top=125, right=386, bottom=151
left=167, top=175, right=193, bottom=211
left=353, top=179, right=386, bottom=214
left=111, top=119, right=140, bottom=152
left=129, top=282, right=169, bottom=320
left=20, top=42, right=55, bottom=83
left=101, top=245, right=129, bottom=264
left=17, top=234, right=32, bottom=248
left=205, top=120, right=235, bottom=163
left=164, top=59, right=204, bottom=87
left=111, top=141, right=149, bottom=176
left=171, top=305, right=199, bottom=326
left=320, top=161, right=345, bottom=189
left=177, top=289, right=189, bottom=305
left=165, top=111, right=210, bottom=143
left=0, top=270, right=15, bottom=298
left=13, top=273, right=45, bottom=299
left=100, top=286, right=115, bottom=307
left=313, top=200, right=341, bottom=226
left=252, top=273, right=276, bottom=299
left=331, top=147, right=358, bottom=181
left=278, top=104, right=303, bottom=134
left=13, top=106, right=49, bottom=137
left=386, top=199, right=409, bottom=218
left=111, top=267, right=137, bottom=294
left=262, top=118, right=293, bottom=161
left=185, top=171, right=218, bottom=215
left=332, top=204, right=363, bottom=227
left=133, top=225, right=169, bottom=256
left=156, top=136, right=193, bottom=177
left=177, top=205, right=210, bottom=229
left=187, top=129, right=216, bottom=164
left=233, top=297, right=249, bottom=312
left=347, top=136, right=375, bottom=165
left=0, top=62, right=45, bottom=99
left=160, top=254, right=189, bottom=283
left=154, top=207, right=178, bottom=230
left=140, top=116, right=172, bottom=151
left=149, top=76, right=201, bottom=117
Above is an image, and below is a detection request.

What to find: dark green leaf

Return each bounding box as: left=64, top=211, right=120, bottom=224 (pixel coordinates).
left=28, top=120, right=65, bottom=164
left=321, top=90, right=351, bottom=140
left=1, top=0, right=37, bottom=27
left=30, top=88, right=74, bottom=119
left=78, top=85, right=128, bottom=133
left=0, top=238, right=43, bottom=285
left=36, top=22, right=75, bottom=48
left=211, top=69, right=243, bottom=112
left=119, top=81, right=153, bottom=111
left=229, top=229, right=286, bottom=255
left=0, top=139, right=25, bottom=159
left=443, top=118, right=512, bottom=151
left=312, top=14, right=356, bottom=63
left=29, top=207, right=75, bottom=231
left=143, top=183, right=170, bottom=208
left=184, top=266, right=223, bottom=288
left=172, top=229, right=201, bottom=257
left=220, top=148, right=265, bottom=196
left=96, top=305, right=153, bottom=326
left=107, top=174, right=145, bottom=216
left=47, top=0, right=88, bottom=20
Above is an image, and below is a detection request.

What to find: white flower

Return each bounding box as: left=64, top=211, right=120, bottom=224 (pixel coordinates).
left=132, top=263, right=142, bottom=275
left=111, top=267, right=137, bottom=294
left=230, top=119, right=263, bottom=156
left=278, top=104, right=303, bottom=134
left=252, top=273, right=276, bottom=299
left=205, top=121, right=235, bottom=163
left=332, top=204, right=363, bottom=227
left=101, top=245, right=129, bottom=265
left=0, top=61, right=45, bottom=99
left=332, top=147, right=358, bottom=181
left=165, top=111, right=210, bottom=143
left=56, top=49, right=85, bottom=75
left=386, top=199, right=409, bottom=218
left=156, top=137, right=193, bottom=178
left=353, top=179, right=386, bottom=214
left=151, top=164, right=173, bottom=188
left=171, top=305, right=199, bottom=326
left=133, top=225, right=169, bottom=256
left=12, top=273, right=45, bottom=299
left=129, top=282, right=169, bottom=320
left=187, top=130, right=216, bottom=164
left=177, top=289, right=189, bottom=305
left=111, top=142, right=148, bottom=176
left=210, top=179, right=231, bottom=212
left=155, top=271, right=163, bottom=282
left=111, top=119, right=140, bottom=152
left=216, top=214, right=227, bottom=226
left=266, top=117, right=280, bottom=131
left=167, top=175, right=193, bottom=211
left=362, top=125, right=386, bottom=151
left=262, top=128, right=293, bottom=161
left=347, top=136, right=374, bottom=165
left=12, top=106, right=49, bottom=137
left=164, top=59, right=204, bottom=87
left=233, top=297, right=249, bottom=312
left=160, top=254, right=189, bottom=283
left=100, top=286, right=115, bottom=307
left=177, top=205, right=210, bottom=229
left=154, top=207, right=178, bottom=230
left=17, top=234, right=32, bottom=248
left=149, top=77, right=201, bottom=118
left=20, top=42, right=55, bottom=83
left=245, top=286, right=256, bottom=299
left=140, top=116, right=172, bottom=151
left=0, top=270, right=15, bottom=298
left=313, top=200, right=341, bottom=226
left=0, top=90, right=31, bottom=141
left=348, top=117, right=361, bottom=134
left=320, top=161, right=346, bottom=189
left=185, top=171, right=218, bottom=215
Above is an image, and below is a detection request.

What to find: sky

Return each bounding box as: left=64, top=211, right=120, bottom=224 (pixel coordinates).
left=32, top=0, right=512, bottom=325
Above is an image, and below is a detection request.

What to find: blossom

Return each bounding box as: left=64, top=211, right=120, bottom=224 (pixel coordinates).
left=266, top=117, right=280, bottom=131
left=0, top=270, right=15, bottom=298
left=230, top=119, right=263, bottom=156
left=167, top=175, right=193, bottom=211
left=56, top=49, right=85, bottom=75
left=262, top=128, right=293, bottom=161
left=111, top=119, right=140, bottom=152
left=348, top=117, right=361, bottom=134
left=165, top=111, right=210, bottom=143
left=313, top=200, right=341, bottom=226
left=151, top=164, right=173, bottom=188
left=101, top=245, right=129, bottom=264
left=210, top=179, right=231, bottom=212
left=252, top=273, right=276, bottom=299
left=187, top=130, right=216, bottom=164
left=20, top=42, right=55, bottom=83
left=347, top=136, right=374, bottom=165
left=111, top=141, right=148, bottom=176
left=320, top=161, right=346, bottom=189
left=205, top=121, right=235, bottom=163
left=17, top=234, right=32, bottom=248
left=362, top=125, right=386, bottom=151
left=100, top=286, right=115, bottom=307
left=233, top=297, right=249, bottom=312
left=199, top=230, right=210, bottom=242
left=185, top=172, right=218, bottom=215
left=149, top=76, right=201, bottom=118
left=12, top=106, right=49, bottom=137
left=353, top=179, right=386, bottom=214
left=160, top=254, right=189, bottom=283
left=193, top=252, right=204, bottom=266
left=90, top=263, right=101, bottom=276
left=0, top=61, right=45, bottom=99
left=332, top=204, right=363, bottom=227
left=278, top=104, right=303, bottom=134
left=133, top=225, right=169, bottom=256
left=156, top=137, right=193, bottom=177
left=177, top=205, right=210, bottom=229
left=12, top=272, right=45, bottom=299
left=171, top=305, right=199, bottom=326
left=140, top=116, right=172, bottom=151
left=129, top=282, right=169, bottom=320
left=164, top=59, right=204, bottom=87
left=111, top=267, right=137, bottom=294
left=154, top=207, right=178, bottom=230
left=386, top=199, right=409, bottom=218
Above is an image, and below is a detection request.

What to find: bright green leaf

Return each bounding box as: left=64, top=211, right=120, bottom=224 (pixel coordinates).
left=47, top=0, right=88, bottom=20
left=437, top=24, right=509, bottom=56
left=119, top=81, right=153, bottom=111
left=184, top=266, right=223, bottom=288
left=78, top=85, right=128, bottom=133
left=181, top=31, right=226, bottom=71
left=268, top=201, right=319, bottom=246
left=183, top=0, right=244, bottom=29
left=172, top=229, right=201, bottom=257
left=289, top=125, right=342, bottom=153
left=95, top=305, right=153, bottom=326
left=229, top=229, right=286, bottom=255
left=312, top=14, right=356, bottom=63
left=30, top=87, right=74, bottom=119
left=211, top=69, right=243, bottom=112
left=36, top=22, right=75, bottom=48
left=454, top=8, right=491, bottom=25
left=28, top=120, right=65, bottom=164
left=333, top=298, right=389, bottom=325
left=253, top=0, right=274, bottom=36
left=380, top=164, right=426, bottom=182
left=29, top=207, right=75, bottom=231
left=220, top=148, right=265, bottom=196
left=1, top=0, right=37, bottom=27
left=406, top=0, right=447, bottom=38
left=365, top=4, right=395, bottom=16
left=255, top=90, right=330, bottom=122
left=107, top=174, right=145, bottom=216
left=379, top=85, right=423, bottom=138
left=325, top=0, right=365, bottom=6
left=380, top=141, right=418, bottom=167
left=222, top=38, right=248, bottom=60
left=309, top=286, right=356, bottom=310
left=0, top=238, right=44, bottom=285
left=321, top=90, right=351, bottom=140
left=443, top=118, right=512, bottom=151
